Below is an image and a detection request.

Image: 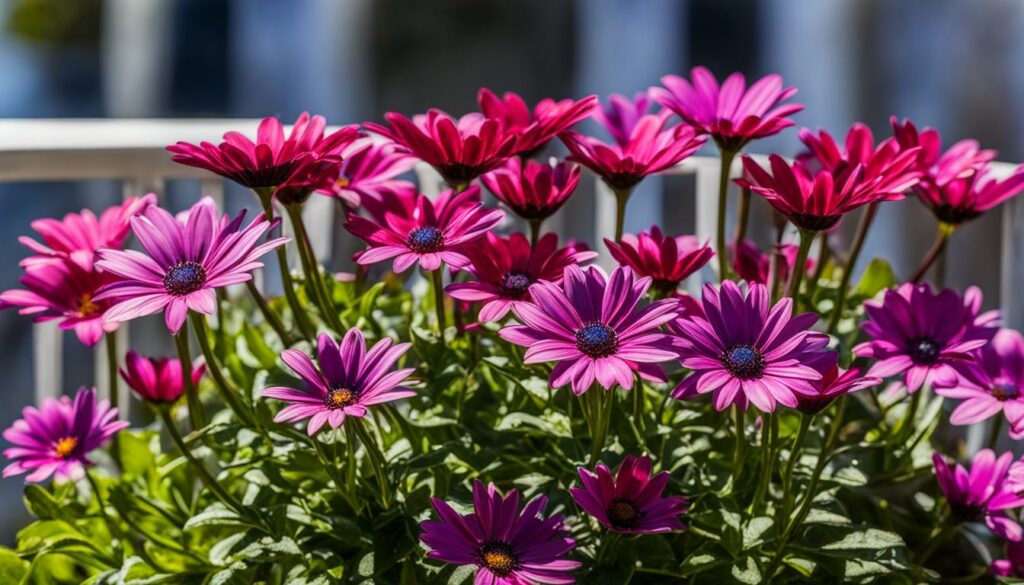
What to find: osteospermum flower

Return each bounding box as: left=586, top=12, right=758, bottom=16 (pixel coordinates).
left=559, top=111, right=706, bottom=193
left=420, top=480, right=580, bottom=584
left=119, top=351, right=205, bottom=405
left=445, top=232, right=597, bottom=322
left=913, top=163, right=1024, bottom=225
left=2, top=387, right=128, bottom=483
left=499, top=265, right=680, bottom=395
left=854, top=283, right=999, bottom=394
left=796, top=124, right=923, bottom=195
left=365, top=109, right=517, bottom=187
left=604, top=227, right=714, bottom=296
left=478, top=88, right=597, bottom=157
left=167, top=113, right=361, bottom=191
left=992, top=539, right=1024, bottom=578
left=570, top=454, right=689, bottom=534
left=94, top=197, right=288, bottom=334
left=344, top=186, right=504, bottom=273
left=18, top=194, right=155, bottom=270
left=320, top=140, right=416, bottom=208
left=0, top=259, right=119, bottom=346
left=262, top=330, right=414, bottom=435
left=592, top=92, right=653, bottom=148
left=481, top=157, right=581, bottom=223
left=671, top=281, right=830, bottom=412
left=795, top=354, right=882, bottom=415
left=933, top=449, right=1024, bottom=541
left=890, top=116, right=995, bottom=183
left=935, top=329, right=1024, bottom=438
left=651, top=67, right=804, bottom=151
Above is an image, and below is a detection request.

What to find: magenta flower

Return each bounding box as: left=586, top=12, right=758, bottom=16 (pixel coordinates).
left=365, top=110, right=517, bottom=187
left=262, top=330, right=414, bottom=435
left=167, top=113, right=361, bottom=190
left=854, top=283, right=999, bottom=394
left=320, top=140, right=416, bottom=208
left=94, top=197, right=287, bottom=334
left=604, top=227, right=714, bottom=295
left=420, top=480, right=580, bottom=584
left=2, top=387, right=128, bottom=483
left=913, top=163, right=1024, bottom=225
left=651, top=67, right=804, bottom=151
left=344, top=186, right=504, bottom=273
left=481, top=157, right=581, bottom=223
left=119, top=351, right=205, bottom=405
left=559, top=112, right=706, bottom=192
left=992, top=539, right=1024, bottom=577
left=18, top=194, right=155, bottom=270
left=933, top=449, right=1024, bottom=541
left=891, top=116, right=995, bottom=182
left=499, top=265, right=681, bottom=395
left=570, top=454, right=689, bottom=534
left=0, top=259, right=119, bottom=346
left=796, top=124, right=923, bottom=195
left=592, top=92, right=653, bottom=147
left=730, top=239, right=811, bottom=287
left=478, top=88, right=597, bottom=157
left=671, top=281, right=830, bottom=412
left=445, top=232, right=596, bottom=322
left=796, top=356, right=882, bottom=415
left=935, top=328, right=1024, bottom=438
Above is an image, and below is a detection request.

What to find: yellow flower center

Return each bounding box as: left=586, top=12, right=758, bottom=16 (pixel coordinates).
left=79, top=293, right=98, bottom=315
left=324, top=387, right=357, bottom=410
left=54, top=436, right=78, bottom=459
left=335, top=176, right=352, bottom=189
left=479, top=542, right=518, bottom=576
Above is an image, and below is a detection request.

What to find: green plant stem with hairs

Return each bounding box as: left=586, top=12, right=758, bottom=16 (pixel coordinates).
left=188, top=313, right=257, bottom=428
left=827, top=202, right=878, bottom=334
left=173, top=324, right=205, bottom=430
left=254, top=187, right=315, bottom=339
left=716, top=148, right=738, bottom=280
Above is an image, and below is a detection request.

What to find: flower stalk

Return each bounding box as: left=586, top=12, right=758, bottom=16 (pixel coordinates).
left=189, top=313, right=257, bottom=428
left=245, top=279, right=296, bottom=346
left=786, top=228, right=815, bottom=312
left=716, top=148, right=737, bottom=281
left=827, top=202, right=878, bottom=334
left=352, top=419, right=393, bottom=508
left=173, top=324, right=205, bottom=430
left=255, top=188, right=316, bottom=339
left=284, top=203, right=345, bottom=334
left=910, top=221, right=956, bottom=284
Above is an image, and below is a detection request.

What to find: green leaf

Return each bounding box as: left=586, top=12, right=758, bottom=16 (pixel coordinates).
left=742, top=517, right=775, bottom=550
left=730, top=556, right=762, bottom=584
left=784, top=556, right=817, bottom=577
left=447, top=564, right=475, bottom=585
left=0, top=547, right=27, bottom=583
left=852, top=258, right=896, bottom=299
left=821, top=528, right=903, bottom=551
left=23, top=485, right=64, bottom=520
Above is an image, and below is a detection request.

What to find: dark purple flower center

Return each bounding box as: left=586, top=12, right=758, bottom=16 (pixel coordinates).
left=906, top=336, right=941, bottom=365
left=721, top=345, right=765, bottom=380
left=163, top=261, right=207, bottom=296
left=324, top=387, right=359, bottom=410
left=500, top=271, right=532, bottom=299
left=993, top=382, right=1020, bottom=401
left=575, top=323, right=618, bottom=358
left=607, top=497, right=642, bottom=530
left=478, top=541, right=518, bottom=576
left=406, top=227, right=445, bottom=253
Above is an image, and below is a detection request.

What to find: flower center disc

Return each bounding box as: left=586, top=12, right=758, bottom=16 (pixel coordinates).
left=406, top=227, right=444, bottom=253
left=324, top=387, right=358, bottom=410
left=906, top=336, right=941, bottom=365
left=78, top=293, right=98, bottom=315
left=993, top=382, right=1020, bottom=401
left=575, top=323, right=618, bottom=358
left=721, top=345, right=765, bottom=380
left=54, top=436, right=78, bottom=459
left=163, top=261, right=207, bottom=296
left=479, top=541, right=518, bottom=577
left=607, top=497, right=642, bottom=530
left=501, top=271, right=532, bottom=299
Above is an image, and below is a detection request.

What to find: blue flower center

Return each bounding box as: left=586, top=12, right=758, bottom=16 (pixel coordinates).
left=501, top=271, right=532, bottom=299
left=721, top=345, right=765, bottom=379
left=478, top=541, right=518, bottom=577
left=607, top=497, right=641, bottom=530
left=163, top=261, right=207, bottom=296
left=993, top=382, right=1020, bottom=401
left=575, top=323, right=618, bottom=358
left=324, top=387, right=358, bottom=410
left=406, top=227, right=444, bottom=253
left=906, top=336, right=941, bottom=365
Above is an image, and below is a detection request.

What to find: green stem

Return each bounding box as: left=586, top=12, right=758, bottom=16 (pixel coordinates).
left=987, top=416, right=1004, bottom=450
left=188, top=313, right=257, bottom=428
left=214, top=288, right=228, bottom=360
left=352, top=419, right=393, bottom=508
left=909, top=222, right=955, bottom=284
left=732, top=405, right=745, bottom=488
left=804, top=232, right=830, bottom=304
left=285, top=203, right=344, bottom=334
left=786, top=229, right=815, bottom=313
left=528, top=219, right=542, bottom=248
left=914, top=514, right=960, bottom=564
left=612, top=187, right=632, bottom=242
left=734, top=186, right=752, bottom=248
left=716, top=148, right=738, bottom=281
left=749, top=413, right=777, bottom=513
left=595, top=532, right=622, bottom=565
left=827, top=202, right=878, bottom=334
left=104, top=332, right=122, bottom=466
left=173, top=324, right=205, bottom=430
left=255, top=188, right=315, bottom=340
left=781, top=414, right=813, bottom=521
left=245, top=280, right=296, bottom=346
left=84, top=469, right=122, bottom=560
left=431, top=269, right=447, bottom=342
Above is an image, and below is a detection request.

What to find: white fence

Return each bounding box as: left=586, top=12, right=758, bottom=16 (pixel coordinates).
left=1, top=119, right=1021, bottom=411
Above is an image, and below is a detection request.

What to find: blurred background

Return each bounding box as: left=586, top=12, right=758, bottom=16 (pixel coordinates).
left=2, top=0, right=1023, bottom=544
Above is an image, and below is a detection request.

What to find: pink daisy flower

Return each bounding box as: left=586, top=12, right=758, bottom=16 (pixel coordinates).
left=478, top=88, right=597, bottom=157
left=344, top=186, right=504, bottom=273
left=933, top=449, right=1024, bottom=541
left=18, top=194, right=155, bottom=270
left=795, top=354, right=882, bottom=415
left=499, top=265, right=681, bottom=395
left=796, top=123, right=923, bottom=194
left=445, top=232, right=597, bottom=322
left=420, top=480, right=580, bottom=584
left=119, top=351, right=205, bottom=405
left=604, top=226, right=714, bottom=296
left=890, top=116, right=995, bottom=182
left=854, top=283, right=999, bottom=394
left=0, top=259, right=119, bottom=346
left=592, top=92, right=653, bottom=148
left=651, top=67, right=804, bottom=151
left=320, top=140, right=416, bottom=208
left=914, top=162, right=1024, bottom=225
left=365, top=109, right=517, bottom=188
left=935, top=329, right=1024, bottom=438
left=2, top=387, right=128, bottom=483
left=167, top=113, right=361, bottom=191
left=262, top=330, right=415, bottom=435
left=570, top=454, right=689, bottom=534
left=94, top=197, right=288, bottom=334
left=481, top=157, right=581, bottom=224
left=670, top=281, right=830, bottom=412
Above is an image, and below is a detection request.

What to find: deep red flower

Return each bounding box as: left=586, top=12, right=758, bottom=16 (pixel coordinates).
left=604, top=227, right=713, bottom=295
left=478, top=88, right=597, bottom=157
left=796, top=123, right=923, bottom=195
left=481, top=157, right=580, bottom=222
